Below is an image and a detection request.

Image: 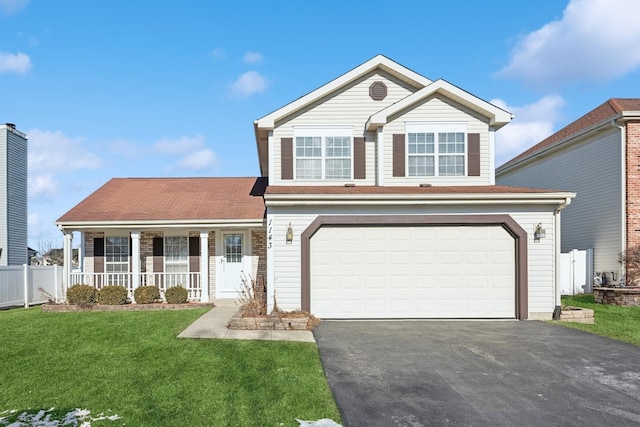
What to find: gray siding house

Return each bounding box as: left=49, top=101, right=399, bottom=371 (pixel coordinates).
left=496, top=99, right=640, bottom=283
left=0, top=123, right=28, bottom=266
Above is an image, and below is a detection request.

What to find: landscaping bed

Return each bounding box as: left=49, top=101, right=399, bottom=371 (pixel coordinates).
left=42, top=302, right=215, bottom=312
left=558, top=294, right=640, bottom=346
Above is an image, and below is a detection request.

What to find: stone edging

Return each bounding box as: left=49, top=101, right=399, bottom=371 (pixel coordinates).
left=42, top=302, right=216, bottom=312
left=227, top=310, right=310, bottom=330
left=559, top=306, right=594, bottom=324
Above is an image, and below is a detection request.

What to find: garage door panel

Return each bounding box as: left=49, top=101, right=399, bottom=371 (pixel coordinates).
left=310, top=225, right=516, bottom=319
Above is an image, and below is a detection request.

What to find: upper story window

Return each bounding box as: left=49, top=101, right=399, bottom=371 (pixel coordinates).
left=406, top=123, right=466, bottom=177
left=294, top=128, right=353, bottom=180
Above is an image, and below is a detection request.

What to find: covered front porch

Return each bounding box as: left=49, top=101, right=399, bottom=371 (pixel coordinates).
left=59, top=227, right=266, bottom=303
left=54, top=177, right=268, bottom=304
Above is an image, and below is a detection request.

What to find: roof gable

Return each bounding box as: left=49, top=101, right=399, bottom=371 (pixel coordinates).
left=499, top=98, right=640, bottom=170
left=365, top=79, right=512, bottom=131
left=254, top=55, right=432, bottom=130
left=56, top=177, right=266, bottom=225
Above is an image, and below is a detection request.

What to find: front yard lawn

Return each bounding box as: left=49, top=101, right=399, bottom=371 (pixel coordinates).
left=0, top=308, right=340, bottom=426
left=559, top=294, right=640, bottom=346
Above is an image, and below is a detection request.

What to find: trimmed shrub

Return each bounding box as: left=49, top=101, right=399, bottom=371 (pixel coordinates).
left=98, top=285, right=128, bottom=305
left=165, top=286, right=188, bottom=304
left=66, top=284, right=97, bottom=305
left=134, top=285, right=161, bottom=304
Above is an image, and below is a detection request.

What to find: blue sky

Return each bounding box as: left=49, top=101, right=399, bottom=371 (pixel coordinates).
left=1, top=0, right=639, bottom=250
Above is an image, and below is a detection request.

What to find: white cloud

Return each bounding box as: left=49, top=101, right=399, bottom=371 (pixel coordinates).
left=0, top=51, right=31, bottom=74
left=211, top=47, right=225, bottom=60
left=153, top=134, right=206, bottom=155
left=229, top=71, right=267, bottom=99
left=28, top=174, right=59, bottom=200
left=153, top=134, right=217, bottom=171
left=243, top=51, right=263, bottom=64
left=28, top=129, right=101, bottom=174
left=492, top=95, right=566, bottom=166
left=176, top=148, right=217, bottom=170
left=496, top=0, right=640, bottom=88
left=0, top=0, right=28, bottom=15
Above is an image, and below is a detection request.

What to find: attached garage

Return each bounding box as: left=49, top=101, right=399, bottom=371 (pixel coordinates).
left=301, top=215, right=528, bottom=320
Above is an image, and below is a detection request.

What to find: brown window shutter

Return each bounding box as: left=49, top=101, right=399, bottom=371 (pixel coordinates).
left=93, top=238, right=104, bottom=273
left=467, top=133, right=480, bottom=176
left=281, top=137, right=293, bottom=180
left=189, top=236, right=200, bottom=272
left=353, top=137, right=366, bottom=179
left=153, top=237, right=164, bottom=272
left=392, top=134, right=405, bottom=177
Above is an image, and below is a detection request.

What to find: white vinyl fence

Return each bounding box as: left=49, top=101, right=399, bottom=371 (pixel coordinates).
left=560, top=249, right=594, bottom=295
left=0, top=265, right=63, bottom=308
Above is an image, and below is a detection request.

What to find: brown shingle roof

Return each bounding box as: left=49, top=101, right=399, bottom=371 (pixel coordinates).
left=500, top=98, right=640, bottom=168
left=265, top=184, right=567, bottom=195
left=57, top=177, right=267, bottom=223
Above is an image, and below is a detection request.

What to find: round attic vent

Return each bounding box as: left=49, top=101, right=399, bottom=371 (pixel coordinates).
left=369, top=81, right=387, bottom=101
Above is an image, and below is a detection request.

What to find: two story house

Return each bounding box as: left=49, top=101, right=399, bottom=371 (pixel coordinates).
left=57, top=55, right=575, bottom=320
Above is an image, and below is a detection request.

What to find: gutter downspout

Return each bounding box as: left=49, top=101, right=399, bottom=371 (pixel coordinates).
left=553, top=197, right=572, bottom=319
left=612, top=118, right=626, bottom=281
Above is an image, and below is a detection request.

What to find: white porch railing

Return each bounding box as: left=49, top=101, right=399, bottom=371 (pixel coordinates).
left=0, top=265, right=63, bottom=308
left=69, top=272, right=201, bottom=301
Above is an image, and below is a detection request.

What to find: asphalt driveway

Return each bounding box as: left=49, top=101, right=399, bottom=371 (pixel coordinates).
left=313, top=321, right=640, bottom=427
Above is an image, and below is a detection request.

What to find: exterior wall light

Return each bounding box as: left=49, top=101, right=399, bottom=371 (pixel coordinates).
left=534, top=223, right=546, bottom=243
left=286, top=223, right=294, bottom=244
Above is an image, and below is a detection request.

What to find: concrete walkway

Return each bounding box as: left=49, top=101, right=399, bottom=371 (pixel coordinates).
left=178, top=300, right=315, bottom=343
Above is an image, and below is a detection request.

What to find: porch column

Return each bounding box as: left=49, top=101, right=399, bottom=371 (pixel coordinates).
left=200, top=231, right=209, bottom=302
left=62, top=231, right=73, bottom=294
left=79, top=232, right=85, bottom=275
left=131, top=231, right=140, bottom=300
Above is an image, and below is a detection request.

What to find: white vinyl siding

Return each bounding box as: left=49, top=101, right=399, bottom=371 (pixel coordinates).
left=267, top=205, right=557, bottom=318
left=385, top=95, right=491, bottom=186
left=271, top=70, right=418, bottom=186
left=497, top=128, right=621, bottom=274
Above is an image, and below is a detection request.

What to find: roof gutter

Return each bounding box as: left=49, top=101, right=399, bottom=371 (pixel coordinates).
left=264, top=191, right=576, bottom=207
left=56, top=218, right=266, bottom=232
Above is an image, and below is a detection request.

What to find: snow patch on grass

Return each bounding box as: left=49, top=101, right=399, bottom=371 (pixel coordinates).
left=0, top=408, right=121, bottom=426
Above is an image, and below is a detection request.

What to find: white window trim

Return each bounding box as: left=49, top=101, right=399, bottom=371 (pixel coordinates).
left=293, top=126, right=354, bottom=180
left=405, top=122, right=467, bottom=177
left=164, top=236, right=189, bottom=273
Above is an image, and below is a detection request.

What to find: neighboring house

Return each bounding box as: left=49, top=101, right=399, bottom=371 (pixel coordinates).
left=496, top=99, right=640, bottom=284
left=0, top=123, right=28, bottom=266
left=57, top=55, right=575, bottom=320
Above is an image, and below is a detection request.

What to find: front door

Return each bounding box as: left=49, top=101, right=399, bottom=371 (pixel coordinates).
left=220, top=232, right=244, bottom=295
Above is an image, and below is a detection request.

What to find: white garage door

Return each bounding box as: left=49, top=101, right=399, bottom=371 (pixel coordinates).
left=310, top=225, right=516, bottom=319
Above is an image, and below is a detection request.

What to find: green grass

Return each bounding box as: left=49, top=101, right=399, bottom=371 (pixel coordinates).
left=558, top=294, right=640, bottom=346
left=0, top=308, right=341, bottom=426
